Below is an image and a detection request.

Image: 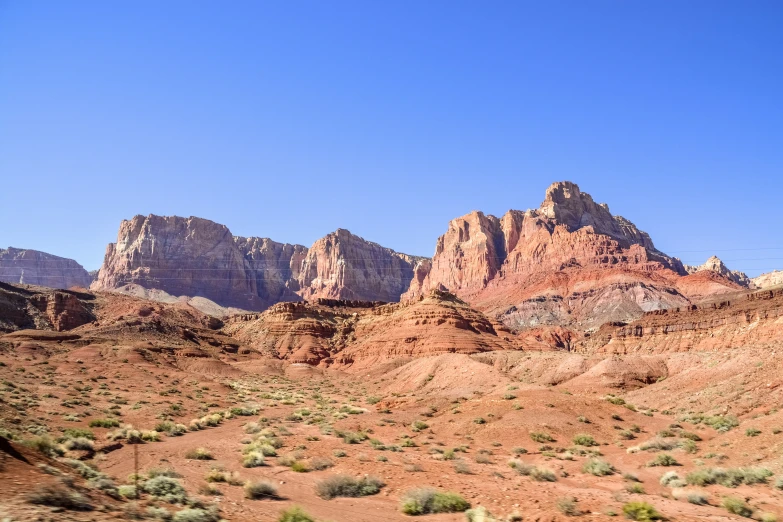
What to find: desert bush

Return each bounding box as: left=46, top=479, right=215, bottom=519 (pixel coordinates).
left=679, top=439, right=698, bottom=454
left=530, top=467, right=557, bottom=482
left=291, top=461, right=309, bottom=473
left=118, top=485, right=138, bottom=499
left=204, top=469, right=243, bottom=485
left=637, top=438, right=678, bottom=452
left=745, top=427, right=761, bottom=437
left=622, top=501, right=663, bottom=521
left=242, top=451, right=265, bottom=468
left=648, top=453, right=679, bottom=467
left=141, top=430, right=161, bottom=442
left=582, top=458, right=615, bottom=476
left=64, top=437, right=94, bottom=451
left=244, top=480, right=279, bottom=500
left=311, top=457, right=333, bottom=470
left=338, top=430, right=368, bottom=444
left=721, top=496, right=752, bottom=517
left=508, top=459, right=533, bottom=475
left=185, top=447, right=213, bottom=460
left=619, top=430, right=636, bottom=440
left=626, top=482, right=645, bottom=494
left=573, top=434, right=597, bottom=447
left=62, top=428, right=95, bottom=440
left=775, top=477, right=783, bottom=490
left=26, top=483, right=91, bottom=511
left=23, top=435, right=64, bottom=457
left=556, top=496, right=580, bottom=516
left=155, top=421, right=187, bottom=436
left=400, top=488, right=470, bottom=515
left=144, top=475, right=188, bottom=503
left=171, top=507, right=221, bottom=522
left=680, top=431, right=701, bottom=441
left=672, top=488, right=709, bottom=505
left=89, top=418, right=120, bottom=428
left=315, top=475, right=384, bottom=499
left=411, top=420, right=429, bottom=432
left=530, top=432, right=554, bottom=443
left=659, top=471, right=684, bottom=487
left=278, top=506, right=315, bottom=522
left=759, top=514, right=778, bottom=522
left=685, top=467, right=772, bottom=487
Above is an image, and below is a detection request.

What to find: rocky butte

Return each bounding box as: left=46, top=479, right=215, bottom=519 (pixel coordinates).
left=91, top=215, right=426, bottom=311
left=0, top=247, right=93, bottom=290
left=404, top=181, right=746, bottom=329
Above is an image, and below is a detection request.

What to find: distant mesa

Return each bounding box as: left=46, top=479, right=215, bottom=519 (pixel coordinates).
left=90, top=214, right=426, bottom=311
left=0, top=247, right=93, bottom=290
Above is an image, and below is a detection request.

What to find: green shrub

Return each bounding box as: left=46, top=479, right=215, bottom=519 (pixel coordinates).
left=686, top=467, right=772, bottom=487
left=315, top=475, right=384, bottom=499
left=242, top=451, right=265, bottom=468
left=290, top=461, right=309, bottom=473
left=530, top=432, right=554, bottom=443
left=64, top=437, right=94, bottom=451
left=745, top=428, right=761, bottom=437
left=659, top=471, right=683, bottom=487
left=721, top=496, right=752, bottom=517
left=144, top=476, right=188, bottom=503
left=573, top=434, right=597, bottom=446
left=400, top=488, right=470, bottom=515
left=622, top=501, right=663, bottom=521
left=583, top=458, right=615, bottom=476
left=27, top=484, right=93, bottom=510
left=62, top=428, right=95, bottom=440
left=411, top=420, right=428, bottom=432
left=626, top=482, right=645, bottom=494
left=530, top=467, right=557, bottom=482
left=648, top=454, right=679, bottom=467
left=244, top=481, right=279, bottom=499
left=185, top=447, right=213, bottom=460
left=89, top=418, right=120, bottom=428
left=171, top=507, right=221, bottom=522
left=118, top=485, right=138, bottom=499
left=278, top=506, right=315, bottom=522
left=23, top=436, right=63, bottom=457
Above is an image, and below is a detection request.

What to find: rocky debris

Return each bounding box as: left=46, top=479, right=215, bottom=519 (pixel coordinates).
left=224, top=289, right=515, bottom=368
left=0, top=247, right=93, bottom=289
left=751, top=269, right=783, bottom=289
left=684, top=255, right=751, bottom=287
left=0, top=282, right=96, bottom=332
left=92, top=215, right=426, bottom=311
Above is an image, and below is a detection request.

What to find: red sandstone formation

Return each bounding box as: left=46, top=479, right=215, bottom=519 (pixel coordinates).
left=405, top=182, right=742, bottom=329
left=224, top=289, right=514, bottom=367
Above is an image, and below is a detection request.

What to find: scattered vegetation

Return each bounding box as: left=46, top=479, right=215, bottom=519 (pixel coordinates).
left=400, top=488, right=470, bottom=515
left=316, top=475, right=384, bottom=499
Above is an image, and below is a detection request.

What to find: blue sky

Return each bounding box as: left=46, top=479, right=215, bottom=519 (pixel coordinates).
left=1, top=1, right=782, bottom=275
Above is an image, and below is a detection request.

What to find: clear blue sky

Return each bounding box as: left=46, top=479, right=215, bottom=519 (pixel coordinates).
left=1, top=1, right=782, bottom=275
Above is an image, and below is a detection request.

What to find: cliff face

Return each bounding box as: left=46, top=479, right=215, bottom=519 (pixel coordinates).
left=92, top=215, right=266, bottom=310
left=404, top=182, right=736, bottom=329
left=297, top=229, right=426, bottom=302
left=0, top=247, right=93, bottom=290
left=92, top=215, right=425, bottom=310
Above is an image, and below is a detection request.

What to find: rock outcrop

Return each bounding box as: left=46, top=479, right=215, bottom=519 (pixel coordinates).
left=92, top=215, right=426, bottom=310
left=578, top=288, right=783, bottom=354
left=0, top=247, right=93, bottom=289
left=684, top=256, right=750, bottom=287
left=404, top=182, right=738, bottom=329
left=297, top=229, right=426, bottom=302
left=224, top=289, right=515, bottom=368
left=751, top=270, right=783, bottom=289
left=0, top=282, right=96, bottom=332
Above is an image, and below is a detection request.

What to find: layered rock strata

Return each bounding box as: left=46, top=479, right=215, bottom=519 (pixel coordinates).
left=0, top=247, right=93, bottom=289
